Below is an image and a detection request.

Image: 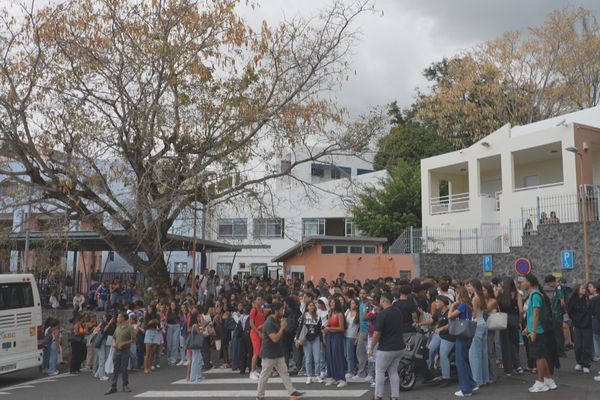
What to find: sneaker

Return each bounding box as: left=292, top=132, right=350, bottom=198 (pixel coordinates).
left=104, top=388, right=117, bottom=396
left=344, top=373, right=353, bottom=380
left=316, top=377, right=323, bottom=383
left=528, top=381, right=550, bottom=393
left=324, top=379, right=336, bottom=386
left=473, top=386, right=479, bottom=392
left=439, top=379, right=450, bottom=388
left=594, top=375, right=600, bottom=382
left=584, top=368, right=591, bottom=374
left=290, top=391, right=305, bottom=397
left=370, top=381, right=375, bottom=388
left=155, top=364, right=160, bottom=369
left=48, top=371, right=59, bottom=376
left=575, top=364, right=583, bottom=372
left=336, top=380, right=347, bottom=388
left=319, top=372, right=326, bottom=380
left=249, top=371, right=260, bottom=381
left=183, top=360, right=190, bottom=366
left=305, top=377, right=312, bottom=385
left=80, top=367, right=91, bottom=372
left=515, top=367, right=524, bottom=375
left=176, top=361, right=184, bottom=366
left=544, top=378, right=557, bottom=390
left=150, top=366, right=155, bottom=371
left=454, top=391, right=472, bottom=397
left=100, top=376, right=110, bottom=381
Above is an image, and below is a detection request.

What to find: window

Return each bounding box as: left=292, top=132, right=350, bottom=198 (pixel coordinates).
left=345, top=218, right=354, bottom=237
left=331, top=166, right=351, bottom=180
left=399, top=271, right=412, bottom=280
left=363, top=246, right=376, bottom=254
left=321, top=245, right=334, bottom=254
left=250, top=263, right=267, bottom=278
left=357, top=168, right=374, bottom=176
left=350, top=246, right=363, bottom=254
left=218, top=218, right=247, bottom=238
left=253, top=218, right=284, bottom=238
left=0, top=282, right=34, bottom=310
left=523, top=175, right=540, bottom=188
left=280, top=160, right=292, bottom=174
left=302, top=218, right=325, bottom=237
left=216, top=263, right=232, bottom=277
left=173, top=262, right=188, bottom=274
left=311, top=163, right=326, bottom=178
left=335, top=246, right=348, bottom=254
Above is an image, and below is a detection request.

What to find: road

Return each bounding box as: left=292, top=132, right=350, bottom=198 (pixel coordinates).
left=1, top=351, right=599, bottom=399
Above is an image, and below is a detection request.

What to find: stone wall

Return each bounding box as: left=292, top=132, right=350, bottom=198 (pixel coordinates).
left=420, top=222, right=600, bottom=284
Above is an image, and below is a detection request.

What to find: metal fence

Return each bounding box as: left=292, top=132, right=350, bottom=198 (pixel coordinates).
left=392, top=189, right=600, bottom=255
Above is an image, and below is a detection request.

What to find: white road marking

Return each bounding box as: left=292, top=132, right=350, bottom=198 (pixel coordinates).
left=171, top=377, right=310, bottom=384
left=203, top=368, right=238, bottom=374
left=135, top=390, right=369, bottom=398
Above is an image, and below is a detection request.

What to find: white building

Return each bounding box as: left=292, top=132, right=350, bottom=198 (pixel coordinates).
left=205, top=150, right=386, bottom=280
left=420, top=105, right=600, bottom=253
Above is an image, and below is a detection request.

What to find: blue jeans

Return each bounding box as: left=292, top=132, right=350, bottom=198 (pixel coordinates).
left=167, top=324, right=180, bottom=364
left=469, top=324, right=489, bottom=386
left=98, top=299, right=108, bottom=312
left=427, top=333, right=441, bottom=369
left=129, top=343, right=137, bottom=369
left=439, top=338, right=454, bottom=379
left=344, top=336, right=357, bottom=375
left=96, top=340, right=108, bottom=378
left=593, top=333, right=600, bottom=360
left=303, top=338, right=321, bottom=376
left=190, top=349, right=204, bottom=382
left=48, top=341, right=58, bottom=374
left=456, top=337, right=476, bottom=394
left=180, top=333, right=189, bottom=363
left=319, top=345, right=327, bottom=375
left=231, top=337, right=240, bottom=369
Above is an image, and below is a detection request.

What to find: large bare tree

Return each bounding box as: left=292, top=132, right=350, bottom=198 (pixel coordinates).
left=0, top=0, right=379, bottom=283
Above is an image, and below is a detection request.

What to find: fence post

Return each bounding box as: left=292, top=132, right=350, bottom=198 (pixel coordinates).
left=536, top=196, right=541, bottom=227
left=509, top=219, right=512, bottom=248
left=476, top=228, right=479, bottom=254
left=425, top=226, right=429, bottom=254
left=459, top=229, right=463, bottom=254
left=409, top=226, right=414, bottom=254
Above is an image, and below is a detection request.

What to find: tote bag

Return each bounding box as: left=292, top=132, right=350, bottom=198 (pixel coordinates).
left=186, top=332, right=204, bottom=350
left=449, top=318, right=477, bottom=340
left=486, top=311, right=508, bottom=331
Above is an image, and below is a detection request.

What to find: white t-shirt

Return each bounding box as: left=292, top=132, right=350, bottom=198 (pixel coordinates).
left=344, top=309, right=359, bottom=338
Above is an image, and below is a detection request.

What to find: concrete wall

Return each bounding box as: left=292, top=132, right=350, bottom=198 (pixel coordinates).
left=419, top=222, right=600, bottom=284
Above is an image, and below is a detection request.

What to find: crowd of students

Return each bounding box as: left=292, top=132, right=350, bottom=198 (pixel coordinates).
left=40, top=270, right=600, bottom=398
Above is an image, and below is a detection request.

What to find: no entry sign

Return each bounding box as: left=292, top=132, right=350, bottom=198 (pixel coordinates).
left=515, top=258, right=532, bottom=276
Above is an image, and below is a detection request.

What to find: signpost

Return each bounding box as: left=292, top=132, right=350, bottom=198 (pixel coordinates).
left=515, top=258, right=532, bottom=276
left=561, top=250, right=574, bottom=270
left=483, top=255, right=493, bottom=276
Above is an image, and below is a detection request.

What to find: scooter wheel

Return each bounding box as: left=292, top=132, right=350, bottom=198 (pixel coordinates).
left=398, top=364, right=416, bottom=391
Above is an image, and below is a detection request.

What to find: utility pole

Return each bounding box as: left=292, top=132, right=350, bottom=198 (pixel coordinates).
left=23, top=185, right=33, bottom=272
left=191, top=191, right=198, bottom=297
left=566, top=146, right=590, bottom=282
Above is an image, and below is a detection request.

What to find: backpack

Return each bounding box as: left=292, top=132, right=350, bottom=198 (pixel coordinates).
left=233, top=319, right=244, bottom=339
left=243, top=316, right=251, bottom=336
left=530, top=291, right=552, bottom=332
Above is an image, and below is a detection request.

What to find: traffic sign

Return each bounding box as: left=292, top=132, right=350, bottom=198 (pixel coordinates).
left=561, top=250, right=574, bottom=270
left=483, top=256, right=493, bottom=272
left=515, top=258, right=532, bottom=276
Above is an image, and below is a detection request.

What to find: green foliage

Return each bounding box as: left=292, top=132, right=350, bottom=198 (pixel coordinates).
left=351, top=161, right=421, bottom=244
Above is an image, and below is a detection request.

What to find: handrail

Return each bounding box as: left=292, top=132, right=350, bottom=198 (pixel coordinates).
left=514, top=182, right=564, bottom=192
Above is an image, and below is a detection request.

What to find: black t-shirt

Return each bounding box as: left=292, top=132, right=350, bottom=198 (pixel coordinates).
left=374, top=306, right=405, bottom=351
left=393, top=299, right=417, bottom=333
left=432, top=309, right=455, bottom=342
left=261, top=317, right=284, bottom=359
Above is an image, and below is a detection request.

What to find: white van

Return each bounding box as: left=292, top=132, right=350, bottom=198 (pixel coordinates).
left=0, top=274, right=43, bottom=375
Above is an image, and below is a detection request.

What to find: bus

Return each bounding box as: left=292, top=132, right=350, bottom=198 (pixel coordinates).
left=0, top=274, right=44, bottom=375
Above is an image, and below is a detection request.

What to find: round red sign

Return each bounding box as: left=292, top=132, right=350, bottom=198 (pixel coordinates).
left=515, top=258, right=532, bottom=276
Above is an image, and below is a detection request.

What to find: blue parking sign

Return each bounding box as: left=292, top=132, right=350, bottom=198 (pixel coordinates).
left=483, top=255, right=493, bottom=272
left=561, top=250, right=574, bottom=270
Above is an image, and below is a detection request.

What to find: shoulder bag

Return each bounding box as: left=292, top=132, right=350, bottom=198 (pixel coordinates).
left=186, top=331, right=204, bottom=350
left=449, top=318, right=477, bottom=340
left=486, top=304, right=508, bottom=331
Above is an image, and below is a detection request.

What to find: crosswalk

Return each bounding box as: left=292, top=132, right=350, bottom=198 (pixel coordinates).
left=135, top=369, right=371, bottom=399
left=0, top=372, right=75, bottom=395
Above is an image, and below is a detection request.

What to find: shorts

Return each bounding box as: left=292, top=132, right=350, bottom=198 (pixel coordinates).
left=250, top=332, right=262, bottom=356
left=144, top=329, right=161, bottom=345
left=529, top=333, right=547, bottom=359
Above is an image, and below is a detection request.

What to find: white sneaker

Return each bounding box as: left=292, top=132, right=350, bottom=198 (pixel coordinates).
left=249, top=371, right=259, bottom=381
left=575, top=364, right=583, bottom=371
left=473, top=386, right=479, bottom=392
left=319, top=372, right=326, bottom=380
left=528, top=381, right=550, bottom=393
left=47, top=371, right=59, bottom=376
left=454, top=391, right=472, bottom=397
left=176, top=361, right=184, bottom=366
left=99, top=376, right=109, bottom=381
left=316, top=376, right=323, bottom=383
left=324, top=379, right=336, bottom=386
left=344, top=373, right=353, bottom=380
left=594, top=375, right=600, bottom=382
left=306, top=377, right=312, bottom=385
left=336, top=380, right=347, bottom=388
left=544, top=378, right=557, bottom=390
left=584, top=368, right=591, bottom=374
left=183, top=360, right=190, bottom=366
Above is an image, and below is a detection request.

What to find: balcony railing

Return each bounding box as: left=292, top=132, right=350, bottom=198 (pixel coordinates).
left=430, top=192, right=470, bottom=215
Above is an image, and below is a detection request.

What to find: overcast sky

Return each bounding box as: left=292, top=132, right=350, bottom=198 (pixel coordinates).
left=244, top=0, right=600, bottom=116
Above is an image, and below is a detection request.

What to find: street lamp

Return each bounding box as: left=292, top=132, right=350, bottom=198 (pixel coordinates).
left=565, top=146, right=590, bottom=282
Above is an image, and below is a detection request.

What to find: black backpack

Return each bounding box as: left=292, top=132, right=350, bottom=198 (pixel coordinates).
left=530, top=291, right=552, bottom=332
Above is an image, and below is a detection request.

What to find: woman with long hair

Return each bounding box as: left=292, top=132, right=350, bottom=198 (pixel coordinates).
left=296, top=301, right=323, bottom=384
left=324, top=297, right=347, bottom=387
left=143, top=304, right=160, bottom=374
left=178, top=303, right=190, bottom=366
left=166, top=301, right=181, bottom=366
left=567, top=284, right=593, bottom=373
left=344, top=298, right=360, bottom=379
left=466, top=279, right=489, bottom=387
left=188, top=309, right=206, bottom=382
left=497, top=277, right=523, bottom=376
left=449, top=286, right=477, bottom=397
left=483, top=283, right=499, bottom=384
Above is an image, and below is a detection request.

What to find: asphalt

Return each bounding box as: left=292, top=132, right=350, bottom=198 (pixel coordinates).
left=1, top=350, right=599, bottom=399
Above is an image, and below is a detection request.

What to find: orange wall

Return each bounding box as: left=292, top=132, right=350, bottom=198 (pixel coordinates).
left=282, top=244, right=415, bottom=283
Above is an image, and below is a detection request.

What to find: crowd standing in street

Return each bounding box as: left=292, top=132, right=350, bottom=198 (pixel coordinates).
left=39, top=270, right=600, bottom=398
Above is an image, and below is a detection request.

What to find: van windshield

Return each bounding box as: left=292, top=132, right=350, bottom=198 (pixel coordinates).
left=0, top=282, right=34, bottom=310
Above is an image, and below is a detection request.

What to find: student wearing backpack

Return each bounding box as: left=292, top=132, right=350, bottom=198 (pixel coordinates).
left=238, top=303, right=253, bottom=375
left=522, top=274, right=558, bottom=393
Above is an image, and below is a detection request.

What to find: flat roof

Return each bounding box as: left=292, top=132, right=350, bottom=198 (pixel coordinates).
left=271, top=236, right=386, bottom=263
left=0, top=230, right=245, bottom=253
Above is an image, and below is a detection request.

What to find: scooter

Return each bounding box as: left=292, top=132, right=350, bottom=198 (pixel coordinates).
left=398, top=328, right=456, bottom=392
